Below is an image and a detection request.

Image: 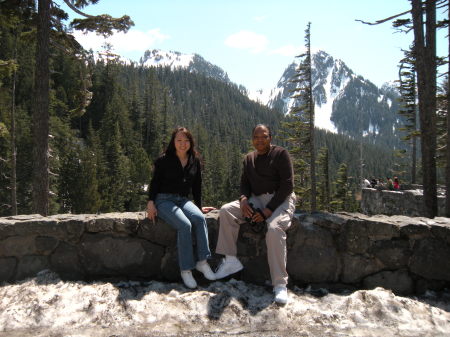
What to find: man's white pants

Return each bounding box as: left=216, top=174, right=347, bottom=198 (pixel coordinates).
left=216, top=192, right=296, bottom=286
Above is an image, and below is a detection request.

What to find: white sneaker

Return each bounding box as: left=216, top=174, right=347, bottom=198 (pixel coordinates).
left=181, top=270, right=197, bottom=289
left=274, top=285, right=288, bottom=305
left=214, top=257, right=243, bottom=279
left=195, top=261, right=216, bottom=280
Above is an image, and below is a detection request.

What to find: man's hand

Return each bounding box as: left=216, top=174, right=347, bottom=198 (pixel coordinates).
left=147, top=200, right=157, bottom=223
left=251, top=208, right=272, bottom=223
left=239, top=197, right=253, bottom=219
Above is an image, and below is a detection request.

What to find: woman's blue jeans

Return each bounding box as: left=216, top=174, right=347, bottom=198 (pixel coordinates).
left=155, top=193, right=211, bottom=271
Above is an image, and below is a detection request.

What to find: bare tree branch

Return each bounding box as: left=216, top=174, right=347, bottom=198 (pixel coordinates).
left=355, top=10, right=411, bottom=25
left=62, top=0, right=95, bottom=18
left=356, top=0, right=447, bottom=26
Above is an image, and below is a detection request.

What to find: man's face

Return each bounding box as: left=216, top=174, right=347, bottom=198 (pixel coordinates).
left=252, top=126, right=271, bottom=154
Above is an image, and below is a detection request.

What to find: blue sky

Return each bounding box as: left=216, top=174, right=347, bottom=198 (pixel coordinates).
left=64, top=0, right=446, bottom=92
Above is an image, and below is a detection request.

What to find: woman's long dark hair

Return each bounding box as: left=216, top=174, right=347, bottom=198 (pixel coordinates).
left=165, top=127, right=198, bottom=158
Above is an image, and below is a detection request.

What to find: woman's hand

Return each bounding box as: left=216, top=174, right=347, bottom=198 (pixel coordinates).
left=147, top=201, right=157, bottom=222
left=201, top=206, right=216, bottom=214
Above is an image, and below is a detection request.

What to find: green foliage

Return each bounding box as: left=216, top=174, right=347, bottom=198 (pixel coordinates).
left=330, top=163, right=350, bottom=212
left=0, top=60, right=18, bottom=82
left=58, top=0, right=134, bottom=38
left=317, top=147, right=330, bottom=210
left=127, top=146, right=152, bottom=211
left=100, top=122, right=131, bottom=212
left=70, top=15, right=134, bottom=37
left=436, top=77, right=448, bottom=169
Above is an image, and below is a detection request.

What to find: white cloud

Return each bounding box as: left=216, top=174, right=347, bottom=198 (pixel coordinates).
left=72, top=28, right=169, bottom=54
left=224, top=30, right=268, bottom=54
left=270, top=45, right=304, bottom=57
left=253, top=15, right=267, bottom=22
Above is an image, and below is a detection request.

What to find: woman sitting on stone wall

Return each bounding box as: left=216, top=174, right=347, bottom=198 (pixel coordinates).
left=146, top=127, right=215, bottom=289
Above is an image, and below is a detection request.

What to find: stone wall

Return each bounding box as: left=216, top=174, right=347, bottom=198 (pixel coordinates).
left=361, top=187, right=446, bottom=217
left=1, top=211, right=450, bottom=295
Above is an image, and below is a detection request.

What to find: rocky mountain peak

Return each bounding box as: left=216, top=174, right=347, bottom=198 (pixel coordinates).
left=257, top=50, right=401, bottom=147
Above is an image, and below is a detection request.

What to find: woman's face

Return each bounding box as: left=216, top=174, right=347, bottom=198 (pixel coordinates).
left=174, top=131, right=191, bottom=155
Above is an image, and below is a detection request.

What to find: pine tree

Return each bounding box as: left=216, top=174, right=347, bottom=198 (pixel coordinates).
left=397, top=46, right=419, bottom=184
left=77, top=146, right=102, bottom=213
left=128, top=146, right=152, bottom=211
left=284, top=22, right=316, bottom=211
left=101, top=121, right=130, bottom=212
left=32, top=0, right=133, bottom=215
left=85, top=122, right=105, bottom=213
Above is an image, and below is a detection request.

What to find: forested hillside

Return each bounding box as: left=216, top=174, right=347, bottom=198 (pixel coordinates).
left=0, top=8, right=400, bottom=216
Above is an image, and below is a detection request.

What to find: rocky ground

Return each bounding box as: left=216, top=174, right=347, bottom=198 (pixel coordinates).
left=0, top=270, right=449, bottom=337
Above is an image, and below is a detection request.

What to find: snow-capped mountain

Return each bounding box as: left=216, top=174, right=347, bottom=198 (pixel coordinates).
left=256, top=50, right=402, bottom=147
left=139, top=49, right=230, bottom=83
left=133, top=48, right=402, bottom=148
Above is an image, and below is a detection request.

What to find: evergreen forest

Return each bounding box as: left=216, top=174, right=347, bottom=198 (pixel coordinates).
left=0, top=3, right=411, bottom=216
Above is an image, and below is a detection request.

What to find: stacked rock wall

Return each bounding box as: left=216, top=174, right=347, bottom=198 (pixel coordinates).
left=1, top=211, right=450, bottom=295
left=361, top=187, right=446, bottom=217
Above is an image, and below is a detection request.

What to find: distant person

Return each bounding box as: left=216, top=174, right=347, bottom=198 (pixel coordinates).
left=363, top=178, right=371, bottom=188
left=214, top=124, right=297, bottom=305
left=393, top=177, right=400, bottom=190
left=370, top=178, right=377, bottom=188
left=387, top=177, right=394, bottom=190
left=147, top=127, right=216, bottom=289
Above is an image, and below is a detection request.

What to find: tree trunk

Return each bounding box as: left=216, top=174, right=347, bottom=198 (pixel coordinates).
left=412, top=75, right=417, bottom=185
left=10, top=27, right=19, bottom=215
left=412, top=130, right=417, bottom=184
left=446, top=0, right=450, bottom=216
left=310, top=100, right=316, bottom=211
left=412, top=68, right=418, bottom=185
left=32, top=0, right=51, bottom=215
left=412, top=0, right=437, bottom=218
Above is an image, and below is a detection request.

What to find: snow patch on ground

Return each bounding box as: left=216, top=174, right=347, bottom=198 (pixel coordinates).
left=0, top=270, right=449, bottom=337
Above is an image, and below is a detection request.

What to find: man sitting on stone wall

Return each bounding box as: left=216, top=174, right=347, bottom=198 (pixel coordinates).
left=214, top=124, right=297, bottom=305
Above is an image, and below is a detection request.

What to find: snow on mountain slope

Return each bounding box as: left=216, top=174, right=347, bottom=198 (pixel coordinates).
left=315, top=68, right=338, bottom=132
left=261, top=50, right=357, bottom=132
left=140, top=49, right=195, bottom=69
left=257, top=50, right=400, bottom=139
left=138, top=49, right=230, bottom=83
